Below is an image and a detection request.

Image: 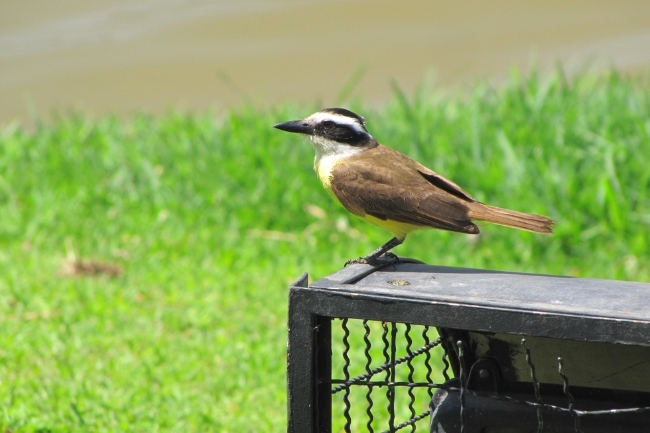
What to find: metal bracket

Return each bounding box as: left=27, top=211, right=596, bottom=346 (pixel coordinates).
left=467, top=357, right=502, bottom=394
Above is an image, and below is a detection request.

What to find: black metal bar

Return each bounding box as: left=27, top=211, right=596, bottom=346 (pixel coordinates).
left=388, top=322, right=398, bottom=432
left=366, top=385, right=375, bottom=433
left=558, top=357, right=582, bottom=433
left=457, top=341, right=466, bottom=433
left=287, top=276, right=311, bottom=433
left=363, top=320, right=375, bottom=433
left=577, top=407, right=650, bottom=415
left=363, top=320, right=373, bottom=375
left=310, top=263, right=650, bottom=347
left=314, top=314, right=331, bottom=433
left=341, top=318, right=351, bottom=433
left=288, top=275, right=328, bottom=433
left=382, top=322, right=391, bottom=432
left=422, top=326, right=435, bottom=399
left=307, top=286, right=649, bottom=346
left=522, top=338, right=543, bottom=433
left=441, top=351, right=450, bottom=381
left=404, top=324, right=416, bottom=432
left=332, top=380, right=445, bottom=388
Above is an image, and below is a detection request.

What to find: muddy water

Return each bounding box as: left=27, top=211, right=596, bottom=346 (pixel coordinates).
left=1, top=0, right=649, bottom=125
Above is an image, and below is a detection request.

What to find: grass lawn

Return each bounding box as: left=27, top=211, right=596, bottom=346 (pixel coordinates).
left=0, top=69, right=649, bottom=432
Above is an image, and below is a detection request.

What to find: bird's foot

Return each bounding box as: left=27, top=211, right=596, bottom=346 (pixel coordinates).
left=344, top=253, right=400, bottom=267
left=344, top=257, right=368, bottom=266
left=381, top=252, right=400, bottom=263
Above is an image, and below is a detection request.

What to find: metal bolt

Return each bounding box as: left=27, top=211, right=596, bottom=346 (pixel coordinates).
left=479, top=369, right=490, bottom=379
left=388, top=279, right=410, bottom=286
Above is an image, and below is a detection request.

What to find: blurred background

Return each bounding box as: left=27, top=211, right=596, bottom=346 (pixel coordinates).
left=2, top=1, right=650, bottom=432
left=2, top=0, right=650, bottom=125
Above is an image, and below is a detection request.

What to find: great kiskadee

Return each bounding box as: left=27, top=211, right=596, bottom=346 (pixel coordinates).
left=274, top=108, right=554, bottom=265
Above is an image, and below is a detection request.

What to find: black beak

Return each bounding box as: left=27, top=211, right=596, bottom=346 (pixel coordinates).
left=273, top=120, right=313, bottom=135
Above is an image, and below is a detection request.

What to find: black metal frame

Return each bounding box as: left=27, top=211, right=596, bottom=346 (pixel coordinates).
left=287, top=262, right=650, bottom=433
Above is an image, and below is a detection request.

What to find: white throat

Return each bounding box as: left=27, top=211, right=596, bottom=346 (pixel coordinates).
left=308, top=135, right=366, bottom=190
left=310, top=135, right=365, bottom=168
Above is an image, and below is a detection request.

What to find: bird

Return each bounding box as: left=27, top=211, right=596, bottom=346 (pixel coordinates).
left=274, top=108, right=554, bottom=265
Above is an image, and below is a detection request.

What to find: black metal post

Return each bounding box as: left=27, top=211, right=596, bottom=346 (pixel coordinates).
left=287, top=274, right=332, bottom=433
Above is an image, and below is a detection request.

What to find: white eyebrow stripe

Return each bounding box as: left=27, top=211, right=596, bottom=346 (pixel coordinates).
left=307, top=112, right=366, bottom=134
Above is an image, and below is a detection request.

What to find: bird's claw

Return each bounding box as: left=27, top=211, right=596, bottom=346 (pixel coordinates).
left=382, top=252, right=399, bottom=262
left=344, top=253, right=400, bottom=267
left=344, top=257, right=370, bottom=267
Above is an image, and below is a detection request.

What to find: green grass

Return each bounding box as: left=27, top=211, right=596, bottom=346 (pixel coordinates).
left=1, top=68, right=649, bottom=432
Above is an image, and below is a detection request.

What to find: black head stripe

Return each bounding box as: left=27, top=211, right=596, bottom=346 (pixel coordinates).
left=316, top=122, right=370, bottom=146
left=320, top=108, right=366, bottom=126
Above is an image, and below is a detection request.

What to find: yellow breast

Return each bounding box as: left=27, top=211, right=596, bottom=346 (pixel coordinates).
left=314, top=154, right=342, bottom=196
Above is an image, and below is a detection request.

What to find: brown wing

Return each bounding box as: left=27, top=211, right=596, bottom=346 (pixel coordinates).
left=330, top=145, right=479, bottom=234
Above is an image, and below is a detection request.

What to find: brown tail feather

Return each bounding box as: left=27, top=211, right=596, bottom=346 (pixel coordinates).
left=467, top=202, right=555, bottom=234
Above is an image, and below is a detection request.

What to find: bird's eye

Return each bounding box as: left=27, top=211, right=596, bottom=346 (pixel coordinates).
left=322, top=121, right=335, bottom=129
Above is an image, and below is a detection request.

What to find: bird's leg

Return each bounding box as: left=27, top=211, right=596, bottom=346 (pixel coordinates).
left=364, top=237, right=403, bottom=262
left=345, top=237, right=404, bottom=266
